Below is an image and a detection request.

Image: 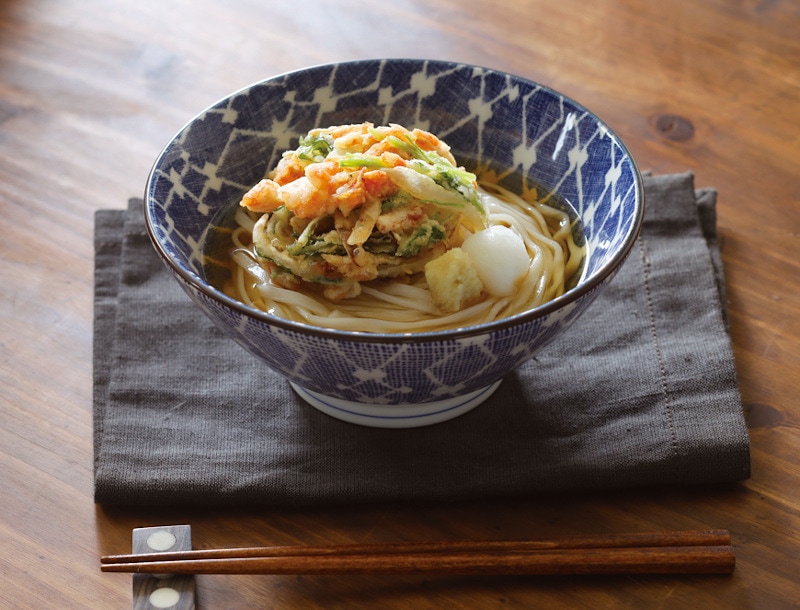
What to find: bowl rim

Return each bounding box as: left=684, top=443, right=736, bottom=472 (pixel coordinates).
left=144, top=58, right=645, bottom=344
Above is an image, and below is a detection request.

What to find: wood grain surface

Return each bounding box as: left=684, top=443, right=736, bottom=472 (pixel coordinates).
left=1, top=0, right=798, bottom=608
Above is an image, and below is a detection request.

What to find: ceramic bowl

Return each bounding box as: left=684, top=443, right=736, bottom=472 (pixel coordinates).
left=144, top=59, right=644, bottom=428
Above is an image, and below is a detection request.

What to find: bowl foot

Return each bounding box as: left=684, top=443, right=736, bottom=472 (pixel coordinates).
left=290, top=380, right=502, bottom=428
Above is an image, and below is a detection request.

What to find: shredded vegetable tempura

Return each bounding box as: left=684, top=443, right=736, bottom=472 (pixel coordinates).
left=239, top=123, right=487, bottom=301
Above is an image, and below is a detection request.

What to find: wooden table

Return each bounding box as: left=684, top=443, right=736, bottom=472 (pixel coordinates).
left=2, top=1, right=798, bottom=607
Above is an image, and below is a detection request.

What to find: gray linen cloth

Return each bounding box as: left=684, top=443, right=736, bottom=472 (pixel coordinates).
left=93, top=172, right=750, bottom=506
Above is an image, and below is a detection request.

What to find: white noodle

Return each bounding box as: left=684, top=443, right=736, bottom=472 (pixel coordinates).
left=220, top=183, right=584, bottom=333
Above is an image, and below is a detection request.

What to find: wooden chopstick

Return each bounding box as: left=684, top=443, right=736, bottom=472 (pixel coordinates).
left=101, top=546, right=734, bottom=576
left=100, top=530, right=734, bottom=576
left=102, top=529, right=730, bottom=563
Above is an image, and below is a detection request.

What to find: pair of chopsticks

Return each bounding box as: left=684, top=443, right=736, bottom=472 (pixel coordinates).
left=101, top=529, right=734, bottom=576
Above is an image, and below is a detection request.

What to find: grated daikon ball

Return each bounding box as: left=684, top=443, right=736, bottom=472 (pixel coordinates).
left=461, top=225, right=530, bottom=297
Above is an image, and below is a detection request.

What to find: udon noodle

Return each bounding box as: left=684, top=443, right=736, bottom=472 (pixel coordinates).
left=205, top=124, right=585, bottom=333
left=211, top=183, right=582, bottom=333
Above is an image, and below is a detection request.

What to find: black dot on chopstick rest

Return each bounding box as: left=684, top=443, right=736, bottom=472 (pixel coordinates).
left=653, top=114, right=695, bottom=142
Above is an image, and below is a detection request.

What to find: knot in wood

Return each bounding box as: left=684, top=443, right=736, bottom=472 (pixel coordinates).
left=653, top=114, right=695, bottom=141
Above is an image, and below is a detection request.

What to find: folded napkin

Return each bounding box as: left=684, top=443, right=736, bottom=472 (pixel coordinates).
left=93, top=172, right=750, bottom=507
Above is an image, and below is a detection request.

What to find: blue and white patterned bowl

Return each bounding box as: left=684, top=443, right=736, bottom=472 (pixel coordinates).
left=145, top=59, right=643, bottom=428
